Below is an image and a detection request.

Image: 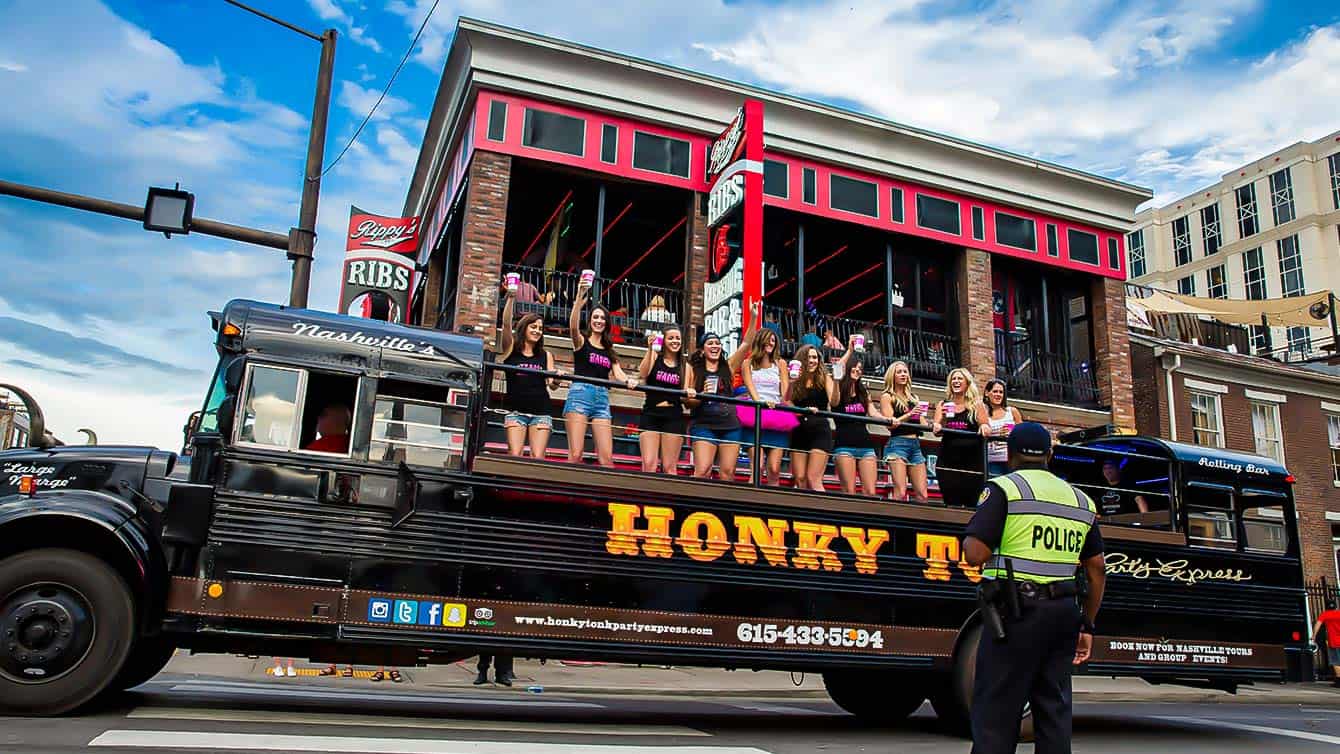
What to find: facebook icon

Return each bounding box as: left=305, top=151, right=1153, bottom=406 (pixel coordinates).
left=392, top=599, right=419, bottom=625
left=368, top=598, right=392, bottom=623
left=417, top=602, right=443, bottom=627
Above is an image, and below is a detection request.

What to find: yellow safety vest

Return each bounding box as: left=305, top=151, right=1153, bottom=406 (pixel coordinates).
left=980, top=469, right=1096, bottom=584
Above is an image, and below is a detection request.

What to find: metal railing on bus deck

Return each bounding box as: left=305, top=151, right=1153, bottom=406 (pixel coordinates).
left=480, top=360, right=989, bottom=500
left=762, top=305, right=959, bottom=384
left=501, top=263, right=686, bottom=343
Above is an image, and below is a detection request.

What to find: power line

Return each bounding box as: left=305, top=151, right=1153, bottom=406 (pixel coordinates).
left=321, top=0, right=444, bottom=177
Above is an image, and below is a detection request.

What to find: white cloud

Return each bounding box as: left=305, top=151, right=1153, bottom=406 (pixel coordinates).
left=337, top=81, right=413, bottom=122
left=307, top=0, right=383, bottom=53
left=0, top=61, right=27, bottom=73
left=356, top=63, right=377, bottom=82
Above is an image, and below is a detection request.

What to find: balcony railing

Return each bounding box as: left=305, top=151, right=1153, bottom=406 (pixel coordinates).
left=995, top=330, right=1099, bottom=406
left=763, top=305, right=958, bottom=383
left=501, top=264, right=685, bottom=343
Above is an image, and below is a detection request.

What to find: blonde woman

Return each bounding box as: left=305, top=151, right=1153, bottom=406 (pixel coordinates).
left=739, top=327, right=791, bottom=486
left=932, top=368, right=990, bottom=438
left=879, top=361, right=929, bottom=503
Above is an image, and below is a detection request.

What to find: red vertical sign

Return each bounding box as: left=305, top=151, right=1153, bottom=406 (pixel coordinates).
left=703, top=101, right=764, bottom=355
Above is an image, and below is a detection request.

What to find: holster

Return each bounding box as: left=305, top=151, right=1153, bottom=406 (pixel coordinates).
left=977, top=580, right=1008, bottom=641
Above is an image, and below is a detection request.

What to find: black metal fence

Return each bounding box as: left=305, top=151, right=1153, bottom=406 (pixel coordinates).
left=763, top=305, right=958, bottom=383
left=1307, top=577, right=1337, bottom=678
left=502, top=263, right=685, bottom=343
left=994, top=329, right=1099, bottom=407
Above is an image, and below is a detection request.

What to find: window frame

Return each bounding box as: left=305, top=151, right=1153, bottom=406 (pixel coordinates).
left=1250, top=401, right=1284, bottom=463
left=915, top=193, right=962, bottom=236
left=1172, top=215, right=1192, bottom=266
left=1277, top=234, right=1304, bottom=297
left=1066, top=228, right=1100, bottom=266
left=1206, top=264, right=1228, bottom=299
left=1188, top=390, right=1224, bottom=448
left=762, top=159, right=789, bottom=199
left=1328, top=414, right=1340, bottom=484
left=1239, top=488, right=1290, bottom=556
left=802, top=167, right=817, bottom=205
left=521, top=107, right=587, bottom=158
left=1127, top=229, right=1146, bottom=277
left=890, top=187, right=905, bottom=223
left=996, top=212, right=1037, bottom=251
left=600, top=123, right=618, bottom=164
left=1269, top=167, right=1295, bottom=226
left=1235, top=182, right=1259, bottom=239
left=630, top=130, right=691, bottom=179
left=971, top=206, right=985, bottom=241
left=486, top=100, right=508, bottom=143
left=1185, top=481, right=1237, bottom=551
left=828, top=173, right=880, bottom=218
left=1177, top=275, right=1196, bottom=296
left=1328, top=153, right=1340, bottom=211
left=231, top=362, right=361, bottom=458
left=1200, top=203, right=1221, bottom=256
left=370, top=390, right=468, bottom=470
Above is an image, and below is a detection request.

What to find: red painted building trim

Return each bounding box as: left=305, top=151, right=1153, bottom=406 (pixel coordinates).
left=430, top=90, right=1127, bottom=280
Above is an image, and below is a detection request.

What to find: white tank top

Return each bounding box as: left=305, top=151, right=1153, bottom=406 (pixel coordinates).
left=751, top=362, right=782, bottom=403
left=987, top=413, right=1011, bottom=462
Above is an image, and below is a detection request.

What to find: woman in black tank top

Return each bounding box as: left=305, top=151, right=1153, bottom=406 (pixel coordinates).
left=786, top=344, right=838, bottom=492
left=498, top=286, right=559, bottom=460
left=636, top=326, right=686, bottom=474
left=563, top=280, right=638, bottom=467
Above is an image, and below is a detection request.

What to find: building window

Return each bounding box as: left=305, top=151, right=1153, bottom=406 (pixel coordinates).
left=631, top=131, right=690, bottom=178
left=522, top=108, right=585, bottom=157
left=802, top=167, right=816, bottom=205
left=1269, top=167, right=1295, bottom=226
left=1189, top=391, right=1224, bottom=448
left=997, top=212, right=1036, bottom=251
left=890, top=187, right=905, bottom=223
left=1127, top=229, right=1146, bottom=277
left=1277, top=234, right=1304, bottom=297
left=1287, top=326, right=1312, bottom=357
left=763, top=159, right=788, bottom=198
left=1328, top=415, right=1340, bottom=483
left=1200, top=203, right=1221, bottom=256
left=971, top=206, right=985, bottom=241
left=600, top=124, right=618, bottom=163
left=1206, top=264, right=1228, bottom=299
left=1328, top=153, right=1340, bottom=211
left=1242, top=247, right=1267, bottom=299
left=916, top=194, right=960, bottom=235
left=1251, top=402, right=1283, bottom=463
left=1107, top=237, right=1120, bottom=269
left=1177, top=275, right=1196, bottom=295
left=1067, top=229, right=1099, bottom=265
left=1046, top=224, right=1058, bottom=257
left=1236, top=182, right=1259, bottom=238
left=1172, top=215, right=1192, bottom=266
left=486, top=100, right=507, bottom=142
left=829, top=173, right=879, bottom=217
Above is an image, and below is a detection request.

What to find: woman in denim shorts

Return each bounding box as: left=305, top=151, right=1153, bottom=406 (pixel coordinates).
left=564, top=280, right=637, bottom=467
left=879, top=361, right=929, bottom=503
left=498, top=285, right=560, bottom=459
left=830, top=338, right=881, bottom=496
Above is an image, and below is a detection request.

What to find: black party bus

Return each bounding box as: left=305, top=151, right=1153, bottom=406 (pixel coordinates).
left=0, top=300, right=1309, bottom=733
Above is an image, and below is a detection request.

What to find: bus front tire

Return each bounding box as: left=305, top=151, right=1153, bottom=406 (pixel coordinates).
left=0, top=549, right=135, bottom=715
left=931, top=621, right=1034, bottom=740
left=111, top=636, right=177, bottom=692
left=823, top=670, right=928, bottom=722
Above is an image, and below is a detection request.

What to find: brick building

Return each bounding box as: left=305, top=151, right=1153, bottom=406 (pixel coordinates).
left=1131, top=331, right=1340, bottom=584
left=400, top=18, right=1150, bottom=433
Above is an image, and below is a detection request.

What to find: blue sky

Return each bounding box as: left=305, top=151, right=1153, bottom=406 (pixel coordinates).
left=0, top=0, right=1337, bottom=450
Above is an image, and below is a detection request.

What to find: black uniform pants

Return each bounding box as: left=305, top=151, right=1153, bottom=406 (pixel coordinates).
left=478, top=653, right=514, bottom=678
left=971, top=595, right=1081, bottom=754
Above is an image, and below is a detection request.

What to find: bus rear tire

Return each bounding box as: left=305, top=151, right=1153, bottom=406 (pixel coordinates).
left=823, top=670, right=928, bottom=722
left=111, top=636, right=177, bottom=692
left=930, top=622, right=1034, bottom=740
left=0, top=549, right=135, bottom=715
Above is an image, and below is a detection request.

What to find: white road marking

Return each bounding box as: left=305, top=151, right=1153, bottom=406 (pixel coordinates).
left=167, top=683, right=602, bottom=709
left=727, top=702, right=835, bottom=716
left=128, top=706, right=708, bottom=737
left=1158, top=716, right=1340, bottom=746
left=89, top=730, right=770, bottom=753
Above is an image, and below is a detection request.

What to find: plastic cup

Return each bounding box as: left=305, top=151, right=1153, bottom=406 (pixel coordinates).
left=652, top=332, right=663, bottom=352
left=852, top=334, right=865, bottom=352
left=944, top=401, right=957, bottom=418
left=788, top=360, right=802, bottom=379
left=579, top=269, right=595, bottom=287
left=504, top=272, right=520, bottom=292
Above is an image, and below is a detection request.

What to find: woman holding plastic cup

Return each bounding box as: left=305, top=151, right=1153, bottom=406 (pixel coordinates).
left=636, top=327, right=687, bottom=474
left=787, top=344, right=837, bottom=492
left=498, top=281, right=560, bottom=460
left=879, top=361, right=929, bottom=503
left=565, top=277, right=638, bottom=467
left=932, top=368, right=988, bottom=437
left=739, top=327, right=791, bottom=486
left=831, top=336, right=880, bottom=496
left=982, top=378, right=1022, bottom=477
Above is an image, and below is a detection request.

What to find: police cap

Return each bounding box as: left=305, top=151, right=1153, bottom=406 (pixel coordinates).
left=1007, top=421, right=1052, bottom=458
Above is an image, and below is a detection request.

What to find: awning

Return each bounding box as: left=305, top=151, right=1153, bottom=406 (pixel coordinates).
left=1139, top=289, right=1336, bottom=328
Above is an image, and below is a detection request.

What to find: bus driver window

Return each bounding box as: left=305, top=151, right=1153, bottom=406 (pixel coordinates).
left=1186, top=482, right=1236, bottom=550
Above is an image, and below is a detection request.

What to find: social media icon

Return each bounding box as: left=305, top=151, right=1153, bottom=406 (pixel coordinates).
left=417, top=602, right=443, bottom=627
left=443, top=603, right=467, bottom=627
left=474, top=607, right=493, bottom=620
left=368, top=599, right=391, bottom=623
left=393, top=599, right=419, bottom=625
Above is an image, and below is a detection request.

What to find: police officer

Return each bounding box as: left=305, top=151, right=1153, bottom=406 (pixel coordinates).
left=962, top=422, right=1106, bottom=754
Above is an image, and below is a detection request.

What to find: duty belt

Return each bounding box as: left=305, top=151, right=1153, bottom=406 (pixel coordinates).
left=1015, top=580, right=1079, bottom=600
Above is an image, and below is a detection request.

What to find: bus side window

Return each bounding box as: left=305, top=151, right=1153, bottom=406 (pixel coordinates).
left=1185, top=482, right=1236, bottom=550
left=370, top=379, right=467, bottom=470
left=1241, top=489, right=1290, bottom=555
left=237, top=365, right=304, bottom=448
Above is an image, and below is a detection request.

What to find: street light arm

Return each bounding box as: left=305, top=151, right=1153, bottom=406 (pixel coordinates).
left=221, top=0, right=323, bottom=42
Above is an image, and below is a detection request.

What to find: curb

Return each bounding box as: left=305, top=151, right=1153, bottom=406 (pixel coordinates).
left=425, top=684, right=831, bottom=699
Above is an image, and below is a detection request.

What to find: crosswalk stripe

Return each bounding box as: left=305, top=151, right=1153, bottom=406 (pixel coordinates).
left=88, top=730, right=771, bottom=753
left=127, top=707, right=708, bottom=737
left=1157, top=716, right=1340, bottom=746
left=168, top=683, right=602, bottom=709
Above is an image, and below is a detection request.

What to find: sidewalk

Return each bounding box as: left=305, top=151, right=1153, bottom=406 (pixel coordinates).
left=160, top=653, right=1340, bottom=705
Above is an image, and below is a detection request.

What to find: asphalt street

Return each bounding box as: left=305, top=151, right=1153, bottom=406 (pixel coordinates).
left=3, top=673, right=1340, bottom=753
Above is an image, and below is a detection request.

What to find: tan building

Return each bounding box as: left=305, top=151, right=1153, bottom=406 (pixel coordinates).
left=0, top=389, right=30, bottom=450
left=1128, top=131, right=1340, bottom=359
